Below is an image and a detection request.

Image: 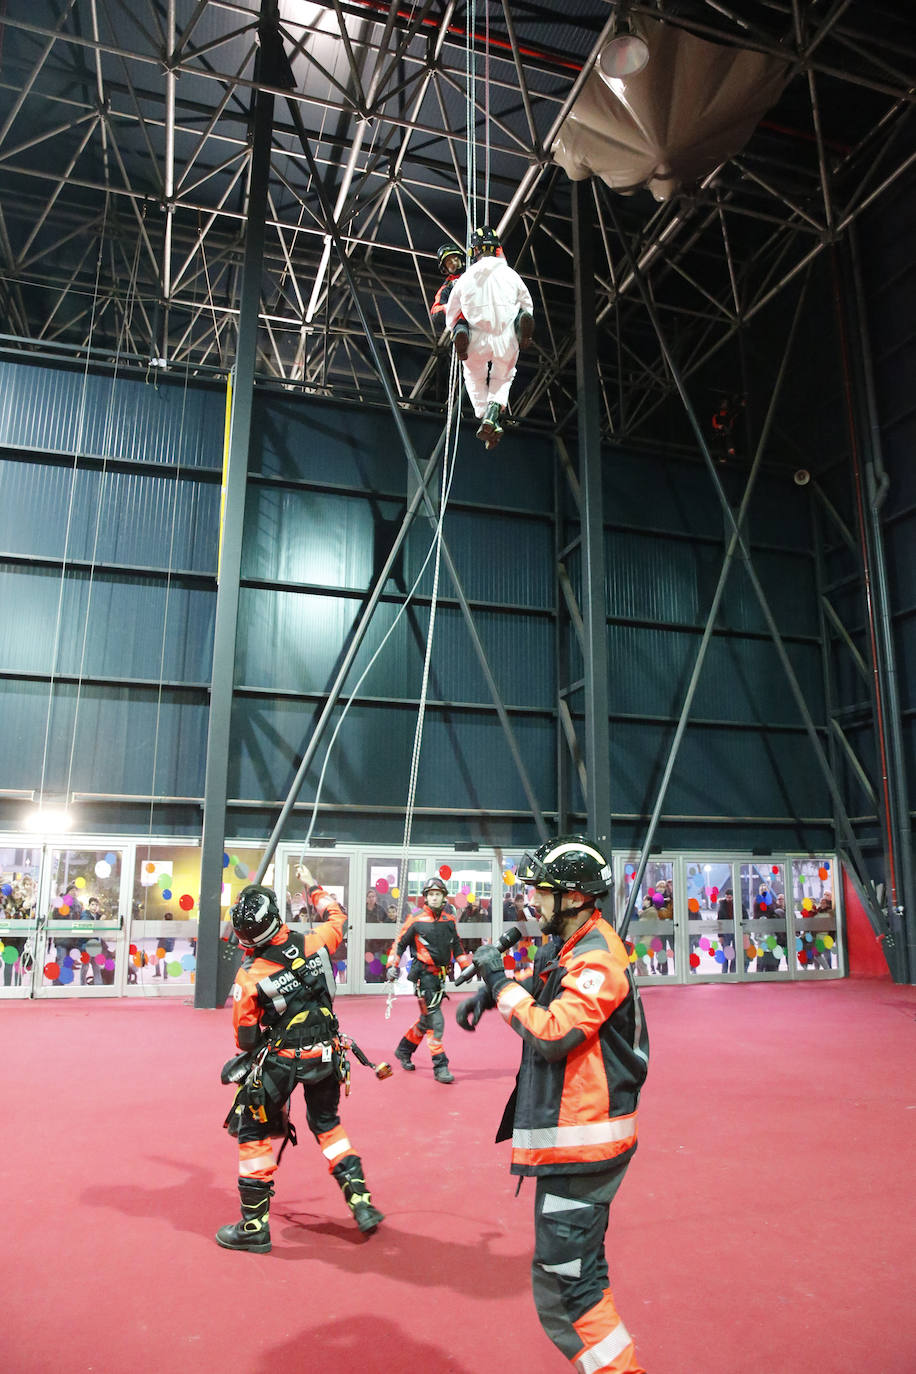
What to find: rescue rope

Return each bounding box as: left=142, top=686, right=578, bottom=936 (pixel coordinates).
left=36, top=190, right=111, bottom=814
left=386, top=0, right=491, bottom=1014
left=64, top=203, right=146, bottom=806
left=299, top=348, right=462, bottom=863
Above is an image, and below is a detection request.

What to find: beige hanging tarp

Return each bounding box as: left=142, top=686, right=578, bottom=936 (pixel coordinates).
left=553, top=18, right=789, bottom=201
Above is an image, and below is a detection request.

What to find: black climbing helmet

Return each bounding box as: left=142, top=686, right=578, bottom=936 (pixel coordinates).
left=469, top=226, right=501, bottom=261
left=421, top=876, right=449, bottom=898
left=231, top=884, right=282, bottom=947
left=517, top=836, right=613, bottom=898
left=436, top=241, right=465, bottom=275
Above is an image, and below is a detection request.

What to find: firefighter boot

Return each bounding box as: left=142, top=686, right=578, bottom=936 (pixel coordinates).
left=432, top=1052, right=454, bottom=1084
left=395, top=1036, right=417, bottom=1071
left=332, top=1156, right=384, bottom=1234
left=215, top=1178, right=273, bottom=1253
left=476, top=401, right=503, bottom=445
left=452, top=322, right=470, bottom=361
left=515, top=309, right=535, bottom=349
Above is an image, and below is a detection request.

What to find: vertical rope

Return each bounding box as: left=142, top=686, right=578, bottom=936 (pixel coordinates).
left=36, top=192, right=110, bottom=811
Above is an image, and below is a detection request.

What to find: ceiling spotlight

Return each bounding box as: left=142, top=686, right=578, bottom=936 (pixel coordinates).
left=598, top=12, right=650, bottom=82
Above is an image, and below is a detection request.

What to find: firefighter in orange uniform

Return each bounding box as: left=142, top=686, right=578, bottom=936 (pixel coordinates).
left=456, top=836, right=649, bottom=1374
left=386, top=875, right=472, bottom=1083
left=429, top=241, right=465, bottom=330
left=216, top=866, right=383, bottom=1253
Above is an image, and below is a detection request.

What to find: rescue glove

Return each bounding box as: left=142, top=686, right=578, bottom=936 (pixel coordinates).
left=455, top=987, right=493, bottom=1032
left=385, top=964, right=399, bottom=982
left=471, top=942, right=511, bottom=999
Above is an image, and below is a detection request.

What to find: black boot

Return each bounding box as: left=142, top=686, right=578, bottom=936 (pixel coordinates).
left=332, top=1155, right=384, bottom=1234
left=395, top=1036, right=417, bottom=1071
left=432, top=1053, right=454, bottom=1084
left=215, top=1178, right=273, bottom=1253
left=452, top=322, right=470, bottom=360
left=515, top=309, right=535, bottom=349
left=476, top=401, right=503, bottom=445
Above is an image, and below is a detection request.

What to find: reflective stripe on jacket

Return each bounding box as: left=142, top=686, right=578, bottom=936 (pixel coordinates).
left=495, top=912, right=649, bottom=1176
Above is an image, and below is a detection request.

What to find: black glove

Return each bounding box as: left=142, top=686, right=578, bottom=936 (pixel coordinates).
left=472, top=942, right=511, bottom=998
left=455, top=986, right=493, bottom=1032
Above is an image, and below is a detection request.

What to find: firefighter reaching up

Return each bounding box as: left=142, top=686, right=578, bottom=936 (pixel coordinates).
left=216, top=868, right=383, bottom=1253
left=386, top=874, right=472, bottom=1083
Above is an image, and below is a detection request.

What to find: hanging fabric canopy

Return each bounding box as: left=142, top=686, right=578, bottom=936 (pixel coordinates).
left=553, top=16, right=789, bottom=201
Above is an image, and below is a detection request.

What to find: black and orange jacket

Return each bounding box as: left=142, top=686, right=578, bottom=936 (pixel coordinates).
left=493, top=910, right=649, bottom=1176
left=231, top=885, right=346, bottom=1062
left=430, top=275, right=460, bottom=326
left=387, top=905, right=472, bottom=977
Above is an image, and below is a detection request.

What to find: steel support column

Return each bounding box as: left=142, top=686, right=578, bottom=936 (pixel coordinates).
left=195, top=3, right=279, bottom=1008
left=572, top=180, right=611, bottom=854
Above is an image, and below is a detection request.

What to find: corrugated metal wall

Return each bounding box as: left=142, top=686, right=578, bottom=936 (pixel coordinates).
left=854, top=170, right=916, bottom=877
left=5, top=258, right=906, bottom=859
left=0, top=361, right=221, bottom=833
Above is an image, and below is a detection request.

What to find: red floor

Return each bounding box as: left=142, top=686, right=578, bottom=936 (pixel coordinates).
left=3, top=980, right=915, bottom=1374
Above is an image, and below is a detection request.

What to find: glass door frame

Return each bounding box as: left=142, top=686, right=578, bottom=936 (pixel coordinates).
left=32, top=834, right=133, bottom=999
left=615, top=852, right=844, bottom=985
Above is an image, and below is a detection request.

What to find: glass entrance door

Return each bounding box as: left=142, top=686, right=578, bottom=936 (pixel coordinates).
left=358, top=852, right=496, bottom=993
left=0, top=845, right=42, bottom=998
left=34, top=845, right=128, bottom=997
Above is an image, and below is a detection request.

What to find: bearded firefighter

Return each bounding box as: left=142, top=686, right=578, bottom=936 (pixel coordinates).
left=217, top=866, right=383, bottom=1253
left=456, top=836, right=649, bottom=1374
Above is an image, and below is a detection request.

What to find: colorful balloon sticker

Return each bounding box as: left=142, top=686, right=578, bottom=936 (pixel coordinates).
left=223, top=853, right=230, bottom=868
left=689, top=953, right=701, bottom=968
left=62, top=893, right=74, bottom=906
left=179, top=894, right=195, bottom=912
left=375, top=878, right=389, bottom=894
left=438, top=865, right=452, bottom=880
left=772, top=866, right=779, bottom=875
left=688, top=898, right=700, bottom=914
left=502, top=870, right=516, bottom=886
left=94, top=861, right=111, bottom=879
left=144, top=862, right=156, bottom=874
left=44, top=962, right=60, bottom=980
left=57, top=905, right=69, bottom=916
left=391, top=887, right=400, bottom=900
left=699, top=937, right=710, bottom=951
left=3, top=946, right=18, bottom=965
left=167, top=961, right=182, bottom=978
left=181, top=954, right=196, bottom=972
left=104, top=853, right=116, bottom=865
left=74, top=876, right=86, bottom=889
left=1, top=883, right=11, bottom=897
left=818, top=867, right=828, bottom=880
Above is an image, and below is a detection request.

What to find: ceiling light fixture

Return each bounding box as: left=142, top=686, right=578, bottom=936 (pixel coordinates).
left=597, top=9, right=650, bottom=82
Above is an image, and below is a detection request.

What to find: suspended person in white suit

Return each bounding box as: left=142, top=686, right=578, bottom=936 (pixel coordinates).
left=445, top=227, right=534, bottom=449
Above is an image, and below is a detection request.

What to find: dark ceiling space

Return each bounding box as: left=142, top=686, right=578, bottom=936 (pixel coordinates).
left=0, top=1, right=913, bottom=445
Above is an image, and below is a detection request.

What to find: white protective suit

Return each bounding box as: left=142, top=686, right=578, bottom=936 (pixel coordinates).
left=445, top=254, right=533, bottom=417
